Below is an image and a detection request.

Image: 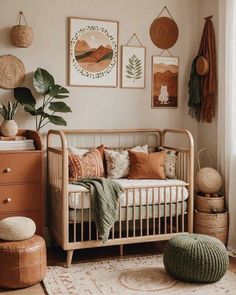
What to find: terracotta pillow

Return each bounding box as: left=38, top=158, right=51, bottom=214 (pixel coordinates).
left=128, top=150, right=166, bottom=179
left=69, top=148, right=104, bottom=182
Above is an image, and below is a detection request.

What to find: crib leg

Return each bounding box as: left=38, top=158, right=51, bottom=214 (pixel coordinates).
left=66, top=250, right=74, bottom=268
left=119, top=245, right=124, bottom=256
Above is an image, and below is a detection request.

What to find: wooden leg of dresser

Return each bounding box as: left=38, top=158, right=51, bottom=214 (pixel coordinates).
left=119, top=245, right=124, bottom=256
left=66, top=250, right=74, bottom=268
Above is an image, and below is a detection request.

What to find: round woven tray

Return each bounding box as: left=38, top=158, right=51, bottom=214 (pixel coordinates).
left=0, top=55, right=25, bottom=89
left=150, top=16, right=179, bottom=49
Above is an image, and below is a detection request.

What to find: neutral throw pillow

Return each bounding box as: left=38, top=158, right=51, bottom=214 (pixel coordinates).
left=0, top=217, right=36, bottom=241
left=104, top=145, right=148, bottom=179
left=158, top=147, right=178, bottom=179
left=128, top=150, right=166, bottom=179
left=69, top=148, right=104, bottom=182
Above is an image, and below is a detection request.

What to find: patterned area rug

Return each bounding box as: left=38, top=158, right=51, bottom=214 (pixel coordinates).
left=43, top=255, right=236, bottom=295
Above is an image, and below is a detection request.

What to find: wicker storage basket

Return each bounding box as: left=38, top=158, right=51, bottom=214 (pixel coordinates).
left=10, top=25, right=33, bottom=48
left=195, top=194, right=225, bottom=213
left=194, top=210, right=228, bottom=245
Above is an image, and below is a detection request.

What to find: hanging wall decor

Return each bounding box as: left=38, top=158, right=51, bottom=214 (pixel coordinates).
left=10, top=11, right=33, bottom=48
left=150, top=6, right=179, bottom=49
left=69, top=17, right=118, bottom=87
left=152, top=55, right=179, bottom=108
left=0, top=55, right=25, bottom=89
left=121, top=33, right=146, bottom=89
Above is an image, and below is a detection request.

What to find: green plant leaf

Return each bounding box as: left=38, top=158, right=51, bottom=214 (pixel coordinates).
left=33, top=68, right=55, bottom=94
left=14, top=87, right=36, bottom=106
left=49, top=102, right=72, bottom=113
left=24, top=104, right=37, bottom=116
left=46, top=114, right=67, bottom=126
left=49, top=84, right=69, bottom=99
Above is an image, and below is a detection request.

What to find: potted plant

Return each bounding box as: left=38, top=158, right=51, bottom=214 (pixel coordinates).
left=14, top=68, right=71, bottom=131
left=0, top=101, right=18, bottom=137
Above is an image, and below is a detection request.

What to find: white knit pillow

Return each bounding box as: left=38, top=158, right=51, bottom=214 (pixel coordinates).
left=0, top=217, right=36, bottom=241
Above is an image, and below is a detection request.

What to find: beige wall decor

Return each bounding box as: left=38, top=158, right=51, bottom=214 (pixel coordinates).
left=69, top=17, right=118, bottom=87
left=121, top=33, right=146, bottom=89
left=152, top=56, right=179, bottom=108
left=10, top=11, right=33, bottom=48
left=150, top=6, right=179, bottom=49
left=0, top=55, right=25, bottom=89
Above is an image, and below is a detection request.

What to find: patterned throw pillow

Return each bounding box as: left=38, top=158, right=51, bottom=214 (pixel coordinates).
left=69, top=149, right=104, bottom=182
left=158, top=147, right=178, bottom=179
left=104, top=145, right=148, bottom=179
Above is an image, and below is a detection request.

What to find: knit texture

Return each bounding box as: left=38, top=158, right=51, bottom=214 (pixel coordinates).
left=164, top=234, right=229, bottom=283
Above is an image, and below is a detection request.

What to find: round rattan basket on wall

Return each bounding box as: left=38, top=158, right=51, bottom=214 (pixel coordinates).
left=10, top=12, right=33, bottom=48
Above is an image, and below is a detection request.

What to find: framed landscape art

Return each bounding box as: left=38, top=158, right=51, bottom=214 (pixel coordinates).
left=69, top=17, right=118, bottom=87
left=151, top=56, right=179, bottom=108
left=121, top=45, right=146, bottom=88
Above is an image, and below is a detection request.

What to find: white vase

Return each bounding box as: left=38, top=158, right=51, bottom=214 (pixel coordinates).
left=0, top=120, right=18, bottom=137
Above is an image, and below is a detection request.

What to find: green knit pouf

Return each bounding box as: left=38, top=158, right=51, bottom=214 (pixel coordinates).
left=163, top=234, right=229, bottom=283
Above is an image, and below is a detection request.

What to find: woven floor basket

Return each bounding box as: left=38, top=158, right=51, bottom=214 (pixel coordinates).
left=164, top=234, right=229, bottom=283
left=10, top=25, right=33, bottom=48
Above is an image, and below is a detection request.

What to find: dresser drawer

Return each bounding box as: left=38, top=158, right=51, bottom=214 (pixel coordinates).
left=0, top=184, right=41, bottom=212
left=0, top=212, right=42, bottom=236
left=0, top=153, right=42, bottom=183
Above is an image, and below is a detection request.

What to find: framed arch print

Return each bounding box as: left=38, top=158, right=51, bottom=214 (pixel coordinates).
left=152, top=56, right=179, bottom=108
left=69, top=17, right=118, bottom=87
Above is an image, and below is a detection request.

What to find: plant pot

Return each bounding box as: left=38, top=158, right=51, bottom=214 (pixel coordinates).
left=0, top=120, right=18, bottom=137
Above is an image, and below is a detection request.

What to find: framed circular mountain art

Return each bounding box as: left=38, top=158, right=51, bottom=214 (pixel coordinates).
left=69, top=17, right=118, bottom=87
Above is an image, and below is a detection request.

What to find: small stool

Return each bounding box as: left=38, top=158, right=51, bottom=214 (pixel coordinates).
left=164, top=234, right=229, bottom=283
left=0, top=235, right=47, bottom=289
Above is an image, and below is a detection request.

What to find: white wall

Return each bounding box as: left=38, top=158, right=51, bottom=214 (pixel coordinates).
left=0, top=0, right=199, bottom=142
left=197, top=0, right=219, bottom=168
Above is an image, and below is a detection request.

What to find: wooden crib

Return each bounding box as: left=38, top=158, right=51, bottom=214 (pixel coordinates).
left=47, top=129, right=194, bottom=267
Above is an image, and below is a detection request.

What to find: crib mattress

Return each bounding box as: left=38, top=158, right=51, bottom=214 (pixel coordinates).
left=68, top=179, right=189, bottom=209
left=69, top=202, right=188, bottom=223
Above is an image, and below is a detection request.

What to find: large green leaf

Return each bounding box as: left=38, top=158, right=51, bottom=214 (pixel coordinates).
left=46, top=114, right=67, bottom=126
left=49, top=84, right=69, bottom=99
left=33, top=68, right=55, bottom=94
left=49, top=102, right=71, bottom=113
left=14, top=87, right=36, bottom=106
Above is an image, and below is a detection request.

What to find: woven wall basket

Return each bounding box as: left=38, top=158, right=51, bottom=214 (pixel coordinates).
left=0, top=55, right=25, bottom=89
left=10, top=25, right=33, bottom=48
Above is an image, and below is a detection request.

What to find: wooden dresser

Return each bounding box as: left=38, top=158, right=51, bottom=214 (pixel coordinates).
left=0, top=130, right=44, bottom=236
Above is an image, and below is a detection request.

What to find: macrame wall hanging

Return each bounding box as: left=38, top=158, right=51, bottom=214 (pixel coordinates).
left=188, top=16, right=216, bottom=123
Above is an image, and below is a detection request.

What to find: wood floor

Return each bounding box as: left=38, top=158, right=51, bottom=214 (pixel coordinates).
left=1, top=241, right=236, bottom=295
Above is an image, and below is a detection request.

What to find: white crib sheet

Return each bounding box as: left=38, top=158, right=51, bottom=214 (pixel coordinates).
left=68, top=179, right=189, bottom=209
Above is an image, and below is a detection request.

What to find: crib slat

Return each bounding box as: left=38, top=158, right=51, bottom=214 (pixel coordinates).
left=170, top=186, right=173, bottom=234
left=133, top=189, right=135, bottom=237
left=158, top=187, right=161, bottom=234
left=119, top=197, right=122, bottom=239
left=164, top=187, right=167, bottom=234
left=182, top=186, right=185, bottom=232
left=146, top=188, right=149, bottom=236
left=126, top=189, right=129, bottom=238
left=176, top=186, right=179, bottom=233
left=81, top=193, right=84, bottom=242
left=89, top=193, right=91, bottom=241
left=73, top=193, right=76, bottom=242
left=152, top=188, right=155, bottom=235
left=140, top=188, right=142, bottom=236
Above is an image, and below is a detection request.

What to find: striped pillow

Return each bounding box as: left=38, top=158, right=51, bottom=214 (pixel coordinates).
left=69, top=148, right=104, bottom=182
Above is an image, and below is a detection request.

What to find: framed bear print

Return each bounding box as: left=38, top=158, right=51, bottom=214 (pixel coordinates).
left=151, top=56, right=179, bottom=108
left=69, top=17, right=118, bottom=87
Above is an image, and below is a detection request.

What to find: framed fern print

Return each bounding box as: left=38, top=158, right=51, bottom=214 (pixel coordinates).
left=69, top=17, right=118, bottom=87
left=121, top=45, right=146, bottom=88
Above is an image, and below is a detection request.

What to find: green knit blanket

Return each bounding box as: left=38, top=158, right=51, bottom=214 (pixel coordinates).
left=72, top=177, right=124, bottom=242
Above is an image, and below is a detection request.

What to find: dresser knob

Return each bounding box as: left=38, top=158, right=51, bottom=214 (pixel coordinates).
left=5, top=168, right=11, bottom=173
left=5, top=198, right=12, bottom=203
